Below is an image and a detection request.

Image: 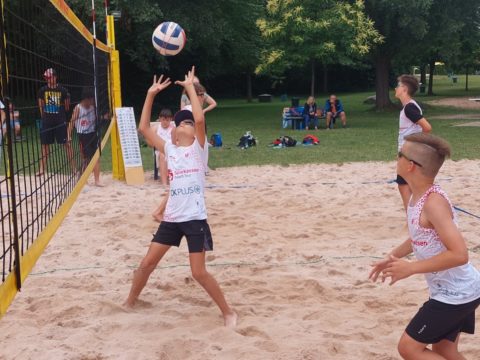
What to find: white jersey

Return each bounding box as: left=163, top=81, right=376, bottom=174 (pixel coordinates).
left=163, top=139, right=207, bottom=222
left=398, top=99, right=423, bottom=151
left=407, top=184, right=480, bottom=304
left=156, top=122, right=175, bottom=142
left=74, top=104, right=96, bottom=134
left=155, top=122, right=175, bottom=157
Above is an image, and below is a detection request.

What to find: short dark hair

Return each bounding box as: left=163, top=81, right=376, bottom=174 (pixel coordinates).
left=81, top=87, right=95, bottom=100
left=159, top=108, right=173, bottom=118
left=398, top=75, right=419, bottom=96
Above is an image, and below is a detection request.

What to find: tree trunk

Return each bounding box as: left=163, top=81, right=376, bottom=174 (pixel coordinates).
left=246, top=73, right=252, bottom=103
left=465, top=66, right=469, bottom=91
left=427, top=60, right=435, bottom=96
left=310, top=59, right=315, bottom=96
left=374, top=55, right=392, bottom=110
left=420, top=65, right=427, bottom=86
left=323, top=64, right=328, bottom=94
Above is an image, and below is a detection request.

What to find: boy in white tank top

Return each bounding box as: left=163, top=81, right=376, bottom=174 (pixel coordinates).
left=124, top=67, right=237, bottom=328
left=394, top=75, right=432, bottom=210
left=370, top=133, right=480, bottom=359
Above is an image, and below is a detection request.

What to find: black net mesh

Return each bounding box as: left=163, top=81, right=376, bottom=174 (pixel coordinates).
left=0, top=0, right=111, bottom=285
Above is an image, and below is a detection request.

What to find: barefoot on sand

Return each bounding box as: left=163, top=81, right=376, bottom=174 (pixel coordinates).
left=224, top=311, right=238, bottom=328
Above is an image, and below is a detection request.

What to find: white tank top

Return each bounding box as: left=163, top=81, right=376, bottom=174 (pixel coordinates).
left=154, top=123, right=175, bottom=157
left=398, top=99, right=423, bottom=151
left=75, top=104, right=96, bottom=134
left=407, top=184, right=480, bottom=304
left=163, top=139, right=207, bottom=222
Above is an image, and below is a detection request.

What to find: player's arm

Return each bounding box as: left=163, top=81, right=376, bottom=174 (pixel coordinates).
left=176, top=66, right=206, bottom=148
left=38, top=98, right=44, bottom=118
left=405, top=103, right=431, bottom=133
left=417, top=118, right=432, bottom=133
left=384, top=194, right=467, bottom=285
left=203, top=94, right=217, bottom=114
left=369, top=238, right=413, bottom=282
left=138, top=75, right=171, bottom=155
left=68, top=105, right=79, bottom=141
left=64, top=96, right=70, bottom=112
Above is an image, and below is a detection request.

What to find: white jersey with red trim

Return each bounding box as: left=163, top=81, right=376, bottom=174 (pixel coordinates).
left=407, top=184, right=480, bottom=304
left=163, top=139, right=207, bottom=222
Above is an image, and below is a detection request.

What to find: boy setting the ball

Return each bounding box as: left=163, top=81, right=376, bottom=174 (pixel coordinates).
left=124, top=67, right=237, bottom=328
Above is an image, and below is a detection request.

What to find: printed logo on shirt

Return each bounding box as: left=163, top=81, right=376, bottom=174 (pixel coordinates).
left=170, top=184, right=201, bottom=197
left=168, top=169, right=174, bottom=181
left=44, top=91, right=63, bottom=113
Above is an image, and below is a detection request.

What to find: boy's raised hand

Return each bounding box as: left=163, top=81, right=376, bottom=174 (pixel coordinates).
left=148, top=75, right=171, bottom=96
left=175, top=66, right=196, bottom=88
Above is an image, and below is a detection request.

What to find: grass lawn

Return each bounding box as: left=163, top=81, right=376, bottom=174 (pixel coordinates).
left=108, top=74, right=479, bottom=171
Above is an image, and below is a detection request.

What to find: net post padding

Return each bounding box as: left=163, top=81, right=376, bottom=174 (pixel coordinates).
left=0, top=119, right=115, bottom=319
left=106, top=15, right=125, bottom=180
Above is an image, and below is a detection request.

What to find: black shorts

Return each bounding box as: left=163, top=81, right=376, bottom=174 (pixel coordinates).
left=152, top=220, right=213, bottom=253
left=406, top=297, right=480, bottom=344
left=40, top=121, right=67, bottom=145
left=396, top=174, right=407, bottom=185
left=79, top=132, right=98, bottom=160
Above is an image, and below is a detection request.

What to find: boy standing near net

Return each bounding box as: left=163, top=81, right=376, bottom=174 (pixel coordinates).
left=370, top=133, right=480, bottom=360
left=69, top=88, right=102, bottom=186
left=124, top=67, right=237, bottom=328
left=395, top=75, right=432, bottom=210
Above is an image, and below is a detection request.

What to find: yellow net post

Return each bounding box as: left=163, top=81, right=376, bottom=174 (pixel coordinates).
left=107, top=15, right=125, bottom=180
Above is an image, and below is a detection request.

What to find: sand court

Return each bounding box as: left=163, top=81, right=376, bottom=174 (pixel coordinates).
left=0, top=160, right=479, bottom=359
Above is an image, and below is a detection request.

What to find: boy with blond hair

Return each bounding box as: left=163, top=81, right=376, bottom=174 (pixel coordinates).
left=370, top=133, right=480, bottom=359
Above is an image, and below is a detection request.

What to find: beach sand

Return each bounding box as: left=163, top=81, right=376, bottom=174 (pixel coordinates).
left=1, top=160, right=479, bottom=359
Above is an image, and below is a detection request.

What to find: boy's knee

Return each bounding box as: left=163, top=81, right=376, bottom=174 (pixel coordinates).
left=138, top=258, right=157, bottom=273
left=192, top=268, right=209, bottom=283
left=397, top=335, right=418, bottom=360
left=397, top=341, right=411, bottom=359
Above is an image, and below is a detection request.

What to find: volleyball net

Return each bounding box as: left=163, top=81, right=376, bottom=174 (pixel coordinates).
left=0, top=0, right=121, bottom=317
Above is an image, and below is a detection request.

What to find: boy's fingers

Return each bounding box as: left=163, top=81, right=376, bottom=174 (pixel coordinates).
left=153, top=75, right=156, bottom=84
left=158, top=74, right=163, bottom=83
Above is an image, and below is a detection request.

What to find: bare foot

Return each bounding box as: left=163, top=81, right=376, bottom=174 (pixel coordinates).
left=122, top=299, right=135, bottom=309
left=35, top=171, right=44, bottom=177
left=94, top=182, right=104, bottom=187
left=224, top=311, right=238, bottom=328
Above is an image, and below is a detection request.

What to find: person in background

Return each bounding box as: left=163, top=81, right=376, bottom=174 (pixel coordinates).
left=2, top=102, right=21, bottom=141
left=325, top=94, right=347, bottom=129
left=37, top=68, right=74, bottom=176
left=302, top=96, right=319, bottom=130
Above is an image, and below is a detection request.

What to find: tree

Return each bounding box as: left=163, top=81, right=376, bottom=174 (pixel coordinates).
left=364, top=0, right=432, bottom=109
left=69, top=1, right=263, bottom=103
left=256, top=0, right=382, bottom=96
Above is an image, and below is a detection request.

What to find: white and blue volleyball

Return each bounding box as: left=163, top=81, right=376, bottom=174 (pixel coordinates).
left=152, top=22, right=186, bottom=56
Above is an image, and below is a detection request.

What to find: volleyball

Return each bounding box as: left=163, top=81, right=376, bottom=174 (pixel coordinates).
left=152, top=22, right=186, bottom=56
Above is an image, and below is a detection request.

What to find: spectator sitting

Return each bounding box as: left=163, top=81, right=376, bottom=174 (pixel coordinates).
left=302, top=96, right=319, bottom=130
left=2, top=102, right=21, bottom=140
left=325, top=94, right=347, bottom=129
